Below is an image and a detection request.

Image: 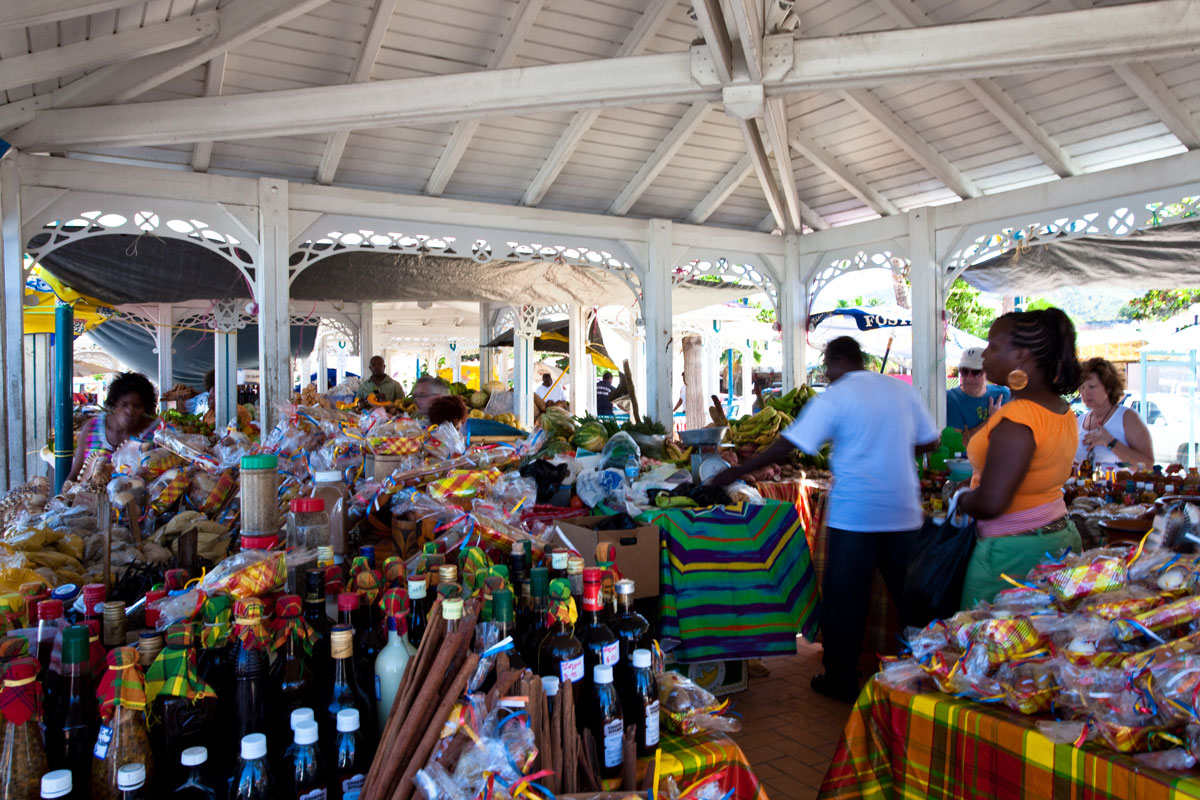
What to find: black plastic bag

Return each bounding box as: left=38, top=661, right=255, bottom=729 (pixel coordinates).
left=518, top=460, right=570, bottom=503
left=904, top=497, right=976, bottom=627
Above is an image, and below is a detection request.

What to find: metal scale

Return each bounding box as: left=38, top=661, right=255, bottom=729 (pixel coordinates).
left=678, top=426, right=731, bottom=483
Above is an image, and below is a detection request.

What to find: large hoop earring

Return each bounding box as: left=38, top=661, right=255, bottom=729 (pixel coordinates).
left=1007, top=369, right=1028, bottom=391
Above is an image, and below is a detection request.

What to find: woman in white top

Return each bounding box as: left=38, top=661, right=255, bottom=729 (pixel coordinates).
left=1076, top=357, right=1155, bottom=467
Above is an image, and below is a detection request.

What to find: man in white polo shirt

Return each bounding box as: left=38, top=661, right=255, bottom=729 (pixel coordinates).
left=712, top=336, right=940, bottom=702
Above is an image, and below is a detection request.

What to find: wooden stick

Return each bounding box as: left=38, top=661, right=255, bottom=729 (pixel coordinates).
left=622, top=725, right=637, bottom=790
left=622, top=359, right=641, bottom=424
left=562, top=680, right=578, bottom=794
left=580, top=728, right=602, bottom=791
left=391, top=651, right=480, bottom=800
left=547, top=677, right=563, bottom=794
left=640, top=749, right=659, bottom=792
left=127, top=501, right=143, bottom=546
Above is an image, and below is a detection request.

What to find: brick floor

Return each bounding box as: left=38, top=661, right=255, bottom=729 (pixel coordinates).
left=729, top=638, right=853, bottom=800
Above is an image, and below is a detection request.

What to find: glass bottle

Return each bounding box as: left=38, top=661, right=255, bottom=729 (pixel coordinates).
left=90, top=648, right=154, bottom=800
left=626, top=649, right=660, bottom=758
left=102, top=601, right=127, bottom=649
left=566, top=556, right=586, bottom=610
left=333, top=709, right=365, bottom=800
left=321, top=625, right=372, bottom=767
left=304, top=570, right=332, bottom=690
left=173, top=747, right=218, bottom=800
left=520, top=567, right=550, bottom=668
left=609, top=578, right=651, bottom=693
left=375, top=613, right=411, bottom=732
left=195, top=593, right=233, bottom=707
left=508, top=542, right=528, bottom=615
left=537, top=580, right=584, bottom=686
left=492, top=589, right=525, bottom=670
left=285, top=720, right=326, bottom=800
left=44, top=625, right=97, bottom=799
left=230, top=734, right=273, bottom=800
left=0, top=656, right=50, bottom=800
left=312, top=471, right=348, bottom=568
left=116, top=763, right=146, bottom=800
left=40, top=769, right=72, bottom=799
left=287, top=498, right=330, bottom=593
left=587, top=664, right=624, bottom=782
left=145, top=624, right=217, bottom=792
left=336, top=593, right=370, bottom=694
left=228, top=598, right=271, bottom=747
left=270, top=595, right=317, bottom=767
left=578, top=568, right=619, bottom=709
left=548, top=547, right=569, bottom=584
left=35, top=598, right=65, bottom=676
left=406, top=578, right=429, bottom=650
left=443, top=597, right=464, bottom=636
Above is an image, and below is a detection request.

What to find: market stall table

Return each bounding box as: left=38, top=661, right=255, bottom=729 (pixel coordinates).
left=819, top=679, right=1200, bottom=800
left=633, top=730, right=769, bottom=800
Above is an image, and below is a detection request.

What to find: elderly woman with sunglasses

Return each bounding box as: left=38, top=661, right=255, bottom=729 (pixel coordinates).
left=946, top=347, right=1011, bottom=442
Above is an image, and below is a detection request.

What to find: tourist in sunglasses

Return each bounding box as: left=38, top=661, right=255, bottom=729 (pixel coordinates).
left=946, top=347, right=1010, bottom=442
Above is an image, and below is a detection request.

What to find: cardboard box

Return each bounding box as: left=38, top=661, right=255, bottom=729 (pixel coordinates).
left=555, top=515, right=660, bottom=599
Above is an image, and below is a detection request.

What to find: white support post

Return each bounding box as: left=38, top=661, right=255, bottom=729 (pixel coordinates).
left=155, top=303, right=173, bottom=402
left=315, top=337, right=328, bottom=393
left=450, top=345, right=462, bottom=384
left=740, top=347, right=754, bottom=417
left=780, top=233, right=808, bottom=390
left=644, top=220, right=674, bottom=426
left=567, top=304, right=590, bottom=415
left=358, top=302, right=374, bottom=377
left=478, top=302, right=493, bottom=386
left=629, top=328, right=645, bottom=416
left=1, top=154, right=26, bottom=489
left=213, top=328, right=237, bottom=432
left=256, top=178, right=290, bottom=433
left=909, top=208, right=946, bottom=427
left=23, top=334, right=50, bottom=479
left=512, top=305, right=538, bottom=429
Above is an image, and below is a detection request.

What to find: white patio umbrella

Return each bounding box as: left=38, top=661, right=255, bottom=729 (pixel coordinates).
left=807, top=305, right=986, bottom=367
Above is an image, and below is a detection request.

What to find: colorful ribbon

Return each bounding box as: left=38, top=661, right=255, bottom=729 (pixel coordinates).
left=232, top=597, right=271, bottom=652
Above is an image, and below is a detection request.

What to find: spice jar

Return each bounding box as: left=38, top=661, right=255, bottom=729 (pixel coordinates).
left=286, top=498, right=330, bottom=594
left=102, top=602, right=127, bottom=649
left=312, top=471, right=349, bottom=565
left=0, top=656, right=50, bottom=799
left=239, top=454, right=280, bottom=538
left=91, top=648, right=154, bottom=800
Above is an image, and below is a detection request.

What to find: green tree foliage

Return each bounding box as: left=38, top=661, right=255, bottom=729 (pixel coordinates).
left=1119, top=289, right=1200, bottom=321
left=944, top=279, right=998, bottom=338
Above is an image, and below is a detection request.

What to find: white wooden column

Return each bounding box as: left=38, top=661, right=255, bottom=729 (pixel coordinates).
left=358, top=302, right=374, bottom=376
left=644, top=219, right=674, bottom=426
left=23, top=334, right=50, bottom=479
left=477, top=302, right=493, bottom=386
left=512, top=305, right=538, bottom=429
left=212, top=300, right=241, bottom=432
left=780, top=233, right=808, bottom=390
left=628, top=327, right=645, bottom=414
left=910, top=208, right=946, bottom=427
left=450, top=344, right=462, bottom=383
left=155, top=303, right=173, bottom=400
left=567, top=304, right=591, bottom=415
left=315, top=337, right=329, bottom=392
left=1, top=153, right=26, bottom=488
left=740, top=347, right=754, bottom=416
left=256, top=178, right=290, bottom=433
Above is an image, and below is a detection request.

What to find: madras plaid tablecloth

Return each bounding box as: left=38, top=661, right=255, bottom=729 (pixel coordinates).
left=757, top=479, right=900, bottom=667
left=614, top=731, right=769, bottom=800
left=819, top=679, right=1200, bottom=800
left=639, top=499, right=819, bottom=662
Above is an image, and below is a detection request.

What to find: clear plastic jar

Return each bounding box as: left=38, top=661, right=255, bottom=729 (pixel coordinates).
left=239, top=454, right=280, bottom=538
left=312, top=471, right=349, bottom=566
left=286, top=498, right=329, bottom=594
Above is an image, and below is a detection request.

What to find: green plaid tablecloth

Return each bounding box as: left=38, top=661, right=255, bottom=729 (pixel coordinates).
left=820, top=679, right=1200, bottom=800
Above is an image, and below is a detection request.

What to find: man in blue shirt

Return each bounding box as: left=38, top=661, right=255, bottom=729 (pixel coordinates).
left=946, top=347, right=1010, bottom=440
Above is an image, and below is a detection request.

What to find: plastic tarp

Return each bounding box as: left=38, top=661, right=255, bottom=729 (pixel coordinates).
left=807, top=304, right=986, bottom=365
left=962, top=219, right=1200, bottom=294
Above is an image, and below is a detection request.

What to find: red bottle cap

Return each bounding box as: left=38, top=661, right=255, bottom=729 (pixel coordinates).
left=582, top=567, right=603, bottom=585
left=36, top=599, right=63, bottom=621
left=291, top=497, right=325, bottom=513
left=241, top=534, right=278, bottom=550
left=337, top=592, right=360, bottom=612
left=144, top=590, right=167, bottom=628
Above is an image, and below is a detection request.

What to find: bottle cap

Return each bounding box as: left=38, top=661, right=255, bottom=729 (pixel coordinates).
left=240, top=733, right=268, bottom=760
left=50, top=584, right=79, bottom=604
left=359, top=546, right=376, bottom=565
left=632, top=648, right=652, bottom=668
left=294, top=720, right=319, bottom=745
left=330, top=625, right=353, bottom=657
left=582, top=567, right=602, bottom=585
left=83, top=583, right=106, bottom=606
left=594, top=664, right=613, bottom=685
left=615, top=579, right=635, bottom=596
left=275, top=594, right=303, bottom=618
left=305, top=569, right=326, bottom=599
left=407, top=578, right=427, bottom=599
left=36, top=599, right=64, bottom=621
left=241, top=454, right=278, bottom=470
left=443, top=597, right=464, bottom=621
left=291, top=497, right=325, bottom=513
left=314, top=470, right=343, bottom=483
left=542, top=676, right=560, bottom=697
left=240, top=534, right=278, bottom=550
left=492, top=589, right=513, bottom=624
left=551, top=548, right=569, bottom=569
left=40, top=770, right=72, bottom=798
left=338, top=592, right=360, bottom=612
left=291, top=707, right=315, bottom=730
left=62, top=625, right=89, bottom=664
left=181, top=746, right=208, bottom=767
left=337, top=708, right=361, bottom=732
left=117, top=763, right=146, bottom=790
left=567, top=556, right=585, bottom=575
left=530, top=566, right=549, bottom=595
left=438, top=564, right=458, bottom=584
left=103, top=600, right=125, bottom=619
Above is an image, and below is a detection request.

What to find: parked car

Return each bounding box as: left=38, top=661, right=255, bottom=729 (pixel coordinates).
left=1126, top=396, right=1165, bottom=424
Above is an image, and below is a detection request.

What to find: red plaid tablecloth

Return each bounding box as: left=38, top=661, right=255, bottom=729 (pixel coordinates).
left=819, top=679, right=1200, bottom=800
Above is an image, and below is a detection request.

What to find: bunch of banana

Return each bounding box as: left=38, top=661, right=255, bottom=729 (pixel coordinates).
left=763, top=384, right=818, bottom=417
left=729, top=407, right=792, bottom=446
left=663, top=441, right=693, bottom=463
left=487, top=412, right=522, bottom=429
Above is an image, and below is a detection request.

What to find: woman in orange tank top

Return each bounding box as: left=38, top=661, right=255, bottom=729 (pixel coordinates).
left=957, top=308, right=1084, bottom=608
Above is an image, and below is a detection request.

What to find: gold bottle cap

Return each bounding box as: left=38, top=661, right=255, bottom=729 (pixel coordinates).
left=330, top=625, right=353, bottom=658
left=438, top=564, right=458, bottom=584
left=567, top=556, right=585, bottom=575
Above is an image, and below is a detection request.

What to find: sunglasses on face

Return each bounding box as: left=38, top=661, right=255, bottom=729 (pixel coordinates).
left=960, top=368, right=984, bottom=377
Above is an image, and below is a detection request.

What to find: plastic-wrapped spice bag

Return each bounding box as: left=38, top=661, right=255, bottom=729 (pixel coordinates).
left=0, top=656, right=50, bottom=800
left=90, top=647, right=154, bottom=800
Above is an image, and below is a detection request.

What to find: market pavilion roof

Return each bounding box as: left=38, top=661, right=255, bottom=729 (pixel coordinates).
left=2, top=0, right=1199, bottom=236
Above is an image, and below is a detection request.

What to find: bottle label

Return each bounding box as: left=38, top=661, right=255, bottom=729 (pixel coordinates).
left=299, top=789, right=327, bottom=800
left=601, top=641, right=619, bottom=667
left=551, top=552, right=568, bottom=570
left=93, top=724, right=113, bottom=759
left=560, top=655, right=585, bottom=684
left=645, top=700, right=660, bottom=747
left=342, top=773, right=365, bottom=800
left=375, top=674, right=381, bottom=701
left=603, top=718, right=624, bottom=768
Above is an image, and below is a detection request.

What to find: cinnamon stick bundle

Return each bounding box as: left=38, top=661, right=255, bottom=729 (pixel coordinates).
left=562, top=680, right=579, bottom=794
left=391, top=651, right=480, bottom=800
left=622, top=725, right=637, bottom=790
left=547, top=676, right=563, bottom=794
left=580, top=728, right=602, bottom=792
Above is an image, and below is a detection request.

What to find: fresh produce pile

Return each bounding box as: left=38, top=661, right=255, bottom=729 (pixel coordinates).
left=721, top=386, right=830, bottom=473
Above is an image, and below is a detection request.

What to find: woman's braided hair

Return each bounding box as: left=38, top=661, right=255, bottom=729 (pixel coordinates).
left=998, top=308, right=1082, bottom=396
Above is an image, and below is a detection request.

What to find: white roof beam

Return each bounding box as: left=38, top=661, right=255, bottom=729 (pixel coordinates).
left=729, top=0, right=765, bottom=81
left=0, top=0, right=144, bottom=31
left=520, top=0, right=675, bottom=207
left=191, top=53, right=227, bottom=173
left=691, top=0, right=734, bottom=84
left=872, top=0, right=1078, bottom=178
left=788, top=125, right=899, bottom=216
left=1113, top=62, right=1200, bottom=150
left=0, top=11, right=216, bottom=93
left=316, top=0, right=400, bottom=185
left=14, top=0, right=1200, bottom=149
left=425, top=0, right=544, bottom=195
left=609, top=101, right=711, bottom=216
left=839, top=88, right=980, bottom=199
left=738, top=115, right=827, bottom=232
left=761, top=96, right=805, bottom=231
left=687, top=153, right=755, bottom=224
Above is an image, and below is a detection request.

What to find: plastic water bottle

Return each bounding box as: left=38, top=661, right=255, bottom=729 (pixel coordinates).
left=624, top=456, right=640, bottom=482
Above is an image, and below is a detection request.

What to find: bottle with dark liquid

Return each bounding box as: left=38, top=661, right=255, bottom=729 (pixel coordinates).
left=144, top=624, right=217, bottom=793
left=334, top=708, right=365, bottom=800
left=508, top=542, right=528, bottom=614
left=270, top=595, right=318, bottom=768
left=230, top=734, right=273, bottom=800
left=406, top=578, right=429, bottom=650
left=44, top=625, right=96, bottom=799
left=578, top=568, right=618, bottom=709
left=609, top=578, right=651, bottom=693
left=537, top=579, right=584, bottom=686
left=0, top=656, right=50, bottom=800
left=586, top=664, right=625, bottom=782
left=520, top=567, right=550, bottom=667
left=567, top=556, right=585, bottom=611
left=337, top=592, right=382, bottom=704
left=548, top=547, right=569, bottom=584
left=625, top=649, right=660, bottom=758
left=491, top=589, right=525, bottom=670
left=284, top=720, right=326, bottom=800
left=321, top=625, right=372, bottom=767
left=173, top=746, right=219, bottom=800
left=195, top=593, right=233, bottom=727
left=228, top=598, right=271, bottom=747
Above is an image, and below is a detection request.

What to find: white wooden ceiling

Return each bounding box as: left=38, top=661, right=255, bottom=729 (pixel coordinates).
left=2, top=0, right=1198, bottom=235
